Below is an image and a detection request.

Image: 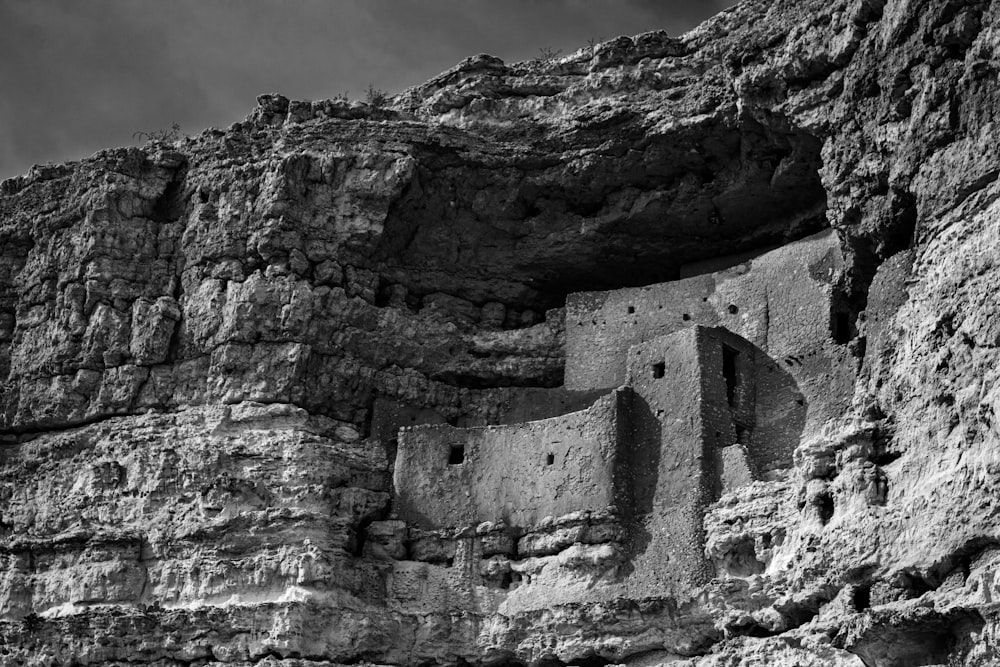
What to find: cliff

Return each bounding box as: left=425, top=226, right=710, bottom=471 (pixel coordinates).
left=2, top=0, right=1000, bottom=665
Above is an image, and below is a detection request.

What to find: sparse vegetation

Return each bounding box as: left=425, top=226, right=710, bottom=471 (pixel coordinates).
left=365, top=84, right=388, bottom=108
left=21, top=612, right=41, bottom=631
left=133, top=122, right=183, bottom=143
left=537, top=47, right=563, bottom=62
left=332, top=90, right=351, bottom=103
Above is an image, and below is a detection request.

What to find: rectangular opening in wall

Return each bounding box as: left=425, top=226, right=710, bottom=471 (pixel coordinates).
left=448, top=444, right=465, bottom=465
left=833, top=311, right=853, bottom=344
left=546, top=453, right=555, bottom=465
left=722, top=344, right=738, bottom=407
left=652, top=361, right=665, bottom=379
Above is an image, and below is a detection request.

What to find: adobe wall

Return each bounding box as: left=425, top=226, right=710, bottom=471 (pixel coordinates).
left=370, top=388, right=605, bottom=462
left=619, top=327, right=714, bottom=594
left=370, top=397, right=450, bottom=463
left=699, top=325, right=807, bottom=476
left=393, top=391, right=624, bottom=531
left=617, top=325, right=807, bottom=596
left=696, top=326, right=757, bottom=493
left=565, top=229, right=854, bottom=443
left=495, top=387, right=608, bottom=425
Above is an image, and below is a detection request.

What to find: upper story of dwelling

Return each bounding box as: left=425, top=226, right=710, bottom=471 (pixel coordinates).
left=564, top=229, right=857, bottom=430
left=390, top=231, right=861, bottom=535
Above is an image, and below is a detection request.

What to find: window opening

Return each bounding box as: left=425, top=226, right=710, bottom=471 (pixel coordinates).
left=448, top=444, right=465, bottom=465
left=722, top=345, right=738, bottom=407
left=546, top=453, right=555, bottom=465
left=652, top=361, right=666, bottom=379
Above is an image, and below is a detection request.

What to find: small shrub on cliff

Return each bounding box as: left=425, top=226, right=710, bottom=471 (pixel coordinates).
left=21, top=612, right=41, bottom=632
left=133, top=122, right=183, bottom=143
left=536, top=46, right=563, bottom=62
left=365, top=84, right=388, bottom=108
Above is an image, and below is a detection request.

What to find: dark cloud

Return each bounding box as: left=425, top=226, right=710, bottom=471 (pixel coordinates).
left=0, top=1, right=220, bottom=180
left=0, top=0, right=736, bottom=181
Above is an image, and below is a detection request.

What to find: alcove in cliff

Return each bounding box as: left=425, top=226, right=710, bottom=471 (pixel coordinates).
left=375, top=118, right=829, bottom=312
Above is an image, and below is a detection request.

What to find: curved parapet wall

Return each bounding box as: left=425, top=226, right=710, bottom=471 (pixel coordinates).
left=393, top=391, right=625, bottom=531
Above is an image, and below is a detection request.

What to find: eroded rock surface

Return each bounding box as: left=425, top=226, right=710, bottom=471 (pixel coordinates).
left=3, top=0, right=1000, bottom=664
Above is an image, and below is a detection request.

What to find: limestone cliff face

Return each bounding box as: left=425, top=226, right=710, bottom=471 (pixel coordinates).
left=2, top=0, right=1000, bottom=665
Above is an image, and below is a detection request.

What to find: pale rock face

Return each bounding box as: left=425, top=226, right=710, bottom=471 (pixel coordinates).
left=3, top=0, right=1000, bottom=664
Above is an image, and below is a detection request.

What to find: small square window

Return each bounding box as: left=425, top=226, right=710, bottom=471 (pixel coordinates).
left=545, top=453, right=555, bottom=465
left=448, top=444, right=465, bottom=465
left=627, top=305, right=635, bottom=314
left=652, top=362, right=665, bottom=379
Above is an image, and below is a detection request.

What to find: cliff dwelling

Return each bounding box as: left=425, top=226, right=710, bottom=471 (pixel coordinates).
left=384, top=228, right=857, bottom=599
left=8, top=1, right=993, bottom=662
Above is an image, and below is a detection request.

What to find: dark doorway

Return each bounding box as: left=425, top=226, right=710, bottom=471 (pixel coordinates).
left=722, top=345, right=738, bottom=406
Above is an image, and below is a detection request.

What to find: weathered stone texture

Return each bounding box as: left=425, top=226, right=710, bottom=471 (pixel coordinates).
left=565, top=230, right=854, bottom=439
left=3, top=0, right=1000, bottom=664
left=394, top=392, right=623, bottom=530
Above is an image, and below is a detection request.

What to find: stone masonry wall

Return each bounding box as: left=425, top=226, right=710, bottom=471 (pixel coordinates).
left=393, top=391, right=624, bottom=531
left=619, top=328, right=713, bottom=596
left=617, top=324, right=807, bottom=597
left=696, top=326, right=758, bottom=497
left=565, top=229, right=856, bottom=440
left=704, top=325, right=809, bottom=478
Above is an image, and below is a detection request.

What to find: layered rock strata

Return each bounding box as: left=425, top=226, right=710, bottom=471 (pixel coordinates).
left=3, top=0, right=1000, bottom=665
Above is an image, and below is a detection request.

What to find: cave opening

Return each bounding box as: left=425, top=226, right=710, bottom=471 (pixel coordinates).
left=833, top=311, right=852, bottom=344
left=853, top=584, right=872, bottom=611
left=501, top=571, right=523, bottom=590
left=150, top=166, right=188, bottom=224
left=817, top=492, right=835, bottom=525
left=375, top=120, right=830, bottom=315
left=717, top=536, right=766, bottom=577
left=567, top=658, right=614, bottom=667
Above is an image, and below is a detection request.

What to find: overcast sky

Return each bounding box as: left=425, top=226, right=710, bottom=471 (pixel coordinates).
left=0, top=0, right=736, bottom=181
